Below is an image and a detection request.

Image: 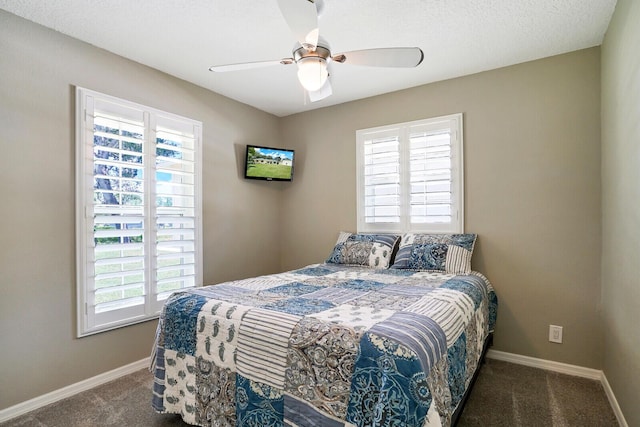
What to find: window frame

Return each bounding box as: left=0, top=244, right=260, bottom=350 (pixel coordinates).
left=75, top=87, right=203, bottom=337
left=356, top=113, right=464, bottom=234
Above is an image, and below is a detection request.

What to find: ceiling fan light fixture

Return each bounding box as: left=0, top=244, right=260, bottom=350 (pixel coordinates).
left=296, top=57, right=328, bottom=92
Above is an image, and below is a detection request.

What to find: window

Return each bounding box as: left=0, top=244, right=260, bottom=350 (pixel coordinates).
left=356, top=113, right=463, bottom=234
left=76, top=88, right=202, bottom=337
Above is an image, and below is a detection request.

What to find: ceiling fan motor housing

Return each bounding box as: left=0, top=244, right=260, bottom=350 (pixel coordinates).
left=293, top=44, right=331, bottom=62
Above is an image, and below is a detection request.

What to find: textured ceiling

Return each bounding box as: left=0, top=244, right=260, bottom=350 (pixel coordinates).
left=0, top=0, right=617, bottom=117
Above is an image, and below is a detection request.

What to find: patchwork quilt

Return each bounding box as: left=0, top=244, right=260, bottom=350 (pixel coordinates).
left=151, top=263, right=497, bottom=427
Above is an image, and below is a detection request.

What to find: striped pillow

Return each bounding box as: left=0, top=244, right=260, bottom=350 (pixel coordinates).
left=390, top=233, right=477, bottom=274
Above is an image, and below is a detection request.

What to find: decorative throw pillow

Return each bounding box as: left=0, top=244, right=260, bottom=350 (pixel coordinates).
left=326, top=232, right=399, bottom=269
left=390, top=233, right=477, bottom=274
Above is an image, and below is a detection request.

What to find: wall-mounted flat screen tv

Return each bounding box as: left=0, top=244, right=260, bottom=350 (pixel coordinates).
left=244, top=144, right=295, bottom=181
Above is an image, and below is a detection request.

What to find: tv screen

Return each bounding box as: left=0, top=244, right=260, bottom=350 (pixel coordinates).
left=244, top=144, right=295, bottom=181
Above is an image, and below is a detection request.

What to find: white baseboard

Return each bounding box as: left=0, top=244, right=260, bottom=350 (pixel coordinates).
left=0, top=357, right=150, bottom=423
left=600, top=371, right=629, bottom=427
left=487, top=350, right=628, bottom=427
left=487, top=349, right=601, bottom=379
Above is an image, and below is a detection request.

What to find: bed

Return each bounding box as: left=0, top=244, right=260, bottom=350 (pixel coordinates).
left=151, top=232, right=497, bottom=427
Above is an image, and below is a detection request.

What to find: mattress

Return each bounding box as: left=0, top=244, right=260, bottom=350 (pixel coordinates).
left=150, top=263, right=497, bottom=427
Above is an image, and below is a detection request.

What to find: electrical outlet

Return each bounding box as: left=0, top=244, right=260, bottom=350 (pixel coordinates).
left=549, top=325, right=563, bottom=343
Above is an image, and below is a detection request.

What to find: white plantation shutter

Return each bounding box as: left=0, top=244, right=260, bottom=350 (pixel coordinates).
left=362, top=131, right=401, bottom=225
left=76, top=88, right=202, bottom=336
left=91, top=104, right=146, bottom=322
left=154, top=118, right=198, bottom=303
left=357, top=114, right=463, bottom=233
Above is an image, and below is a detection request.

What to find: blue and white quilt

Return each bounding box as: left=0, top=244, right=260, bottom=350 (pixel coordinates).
left=151, top=263, right=497, bottom=427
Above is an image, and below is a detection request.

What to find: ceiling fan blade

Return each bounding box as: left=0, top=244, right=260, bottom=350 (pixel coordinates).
left=276, top=0, right=319, bottom=50
left=209, top=58, right=293, bottom=72
left=308, top=78, right=332, bottom=102
left=333, top=47, right=424, bottom=68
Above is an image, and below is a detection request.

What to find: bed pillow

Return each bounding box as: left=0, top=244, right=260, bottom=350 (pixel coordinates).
left=390, top=233, right=477, bottom=274
left=326, top=232, right=400, bottom=269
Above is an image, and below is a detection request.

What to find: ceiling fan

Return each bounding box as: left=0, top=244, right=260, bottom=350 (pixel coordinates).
left=209, top=0, right=424, bottom=102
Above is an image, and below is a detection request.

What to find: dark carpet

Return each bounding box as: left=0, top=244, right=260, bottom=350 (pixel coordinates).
left=1, top=359, right=618, bottom=426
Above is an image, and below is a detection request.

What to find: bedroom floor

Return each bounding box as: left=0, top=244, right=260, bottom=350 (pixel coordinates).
left=1, top=358, right=618, bottom=427
left=457, top=359, right=618, bottom=426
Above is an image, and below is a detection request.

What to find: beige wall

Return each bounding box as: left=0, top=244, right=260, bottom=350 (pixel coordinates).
left=280, top=48, right=603, bottom=369
left=0, top=10, right=284, bottom=409
left=601, top=0, right=640, bottom=425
